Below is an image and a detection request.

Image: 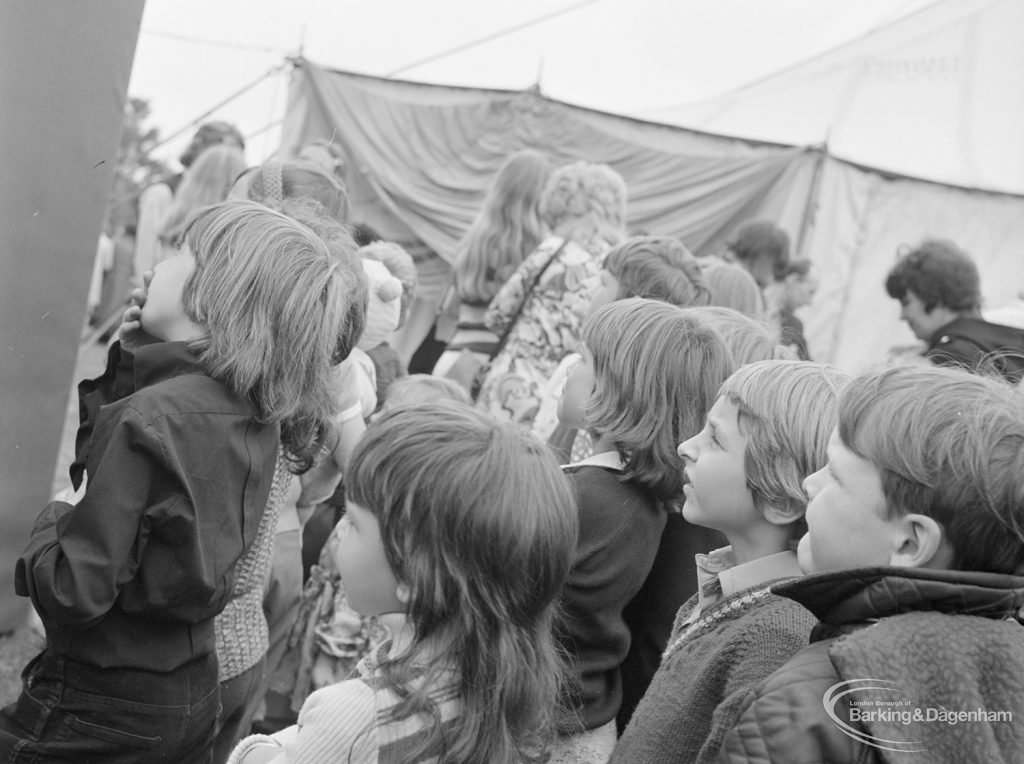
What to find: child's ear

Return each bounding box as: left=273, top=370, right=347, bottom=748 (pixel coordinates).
left=395, top=582, right=412, bottom=607
left=761, top=504, right=803, bottom=527
left=889, top=513, right=951, bottom=569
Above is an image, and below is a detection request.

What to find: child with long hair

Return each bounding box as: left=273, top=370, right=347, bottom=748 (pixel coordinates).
left=159, top=144, right=248, bottom=249
left=612, top=360, right=847, bottom=764
left=216, top=161, right=366, bottom=749
left=3, top=201, right=353, bottom=762
left=230, top=401, right=579, bottom=763
left=477, top=161, right=627, bottom=425
left=538, top=234, right=712, bottom=450
left=551, top=298, right=732, bottom=762
left=433, top=149, right=553, bottom=377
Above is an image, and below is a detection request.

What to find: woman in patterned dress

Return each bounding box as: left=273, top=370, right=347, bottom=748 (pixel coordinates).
left=477, top=162, right=627, bottom=425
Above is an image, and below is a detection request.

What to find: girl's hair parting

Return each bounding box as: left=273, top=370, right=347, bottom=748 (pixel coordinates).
left=181, top=200, right=359, bottom=470
left=454, top=149, right=554, bottom=304
left=160, top=144, right=247, bottom=246
left=540, top=161, right=628, bottom=252
left=685, top=306, right=794, bottom=365
left=384, top=374, right=471, bottom=408
left=583, top=298, right=733, bottom=504
left=603, top=235, right=711, bottom=308
left=360, top=241, right=418, bottom=327
left=346, top=401, right=579, bottom=764
left=837, top=365, right=1024, bottom=575
left=719, top=360, right=848, bottom=537
left=240, top=159, right=351, bottom=224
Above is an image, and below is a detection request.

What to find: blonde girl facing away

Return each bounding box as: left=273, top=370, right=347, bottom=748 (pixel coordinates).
left=550, top=298, right=732, bottom=762
left=231, top=401, right=579, bottom=764
left=433, top=149, right=553, bottom=377
left=159, top=144, right=247, bottom=252
left=6, top=200, right=355, bottom=763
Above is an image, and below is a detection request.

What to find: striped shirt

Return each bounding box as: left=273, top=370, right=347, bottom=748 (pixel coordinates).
left=230, top=642, right=460, bottom=763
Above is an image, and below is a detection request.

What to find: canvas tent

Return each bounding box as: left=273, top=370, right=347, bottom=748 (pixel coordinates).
left=278, top=0, right=1024, bottom=374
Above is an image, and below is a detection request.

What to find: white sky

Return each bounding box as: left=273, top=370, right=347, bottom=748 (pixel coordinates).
left=129, top=0, right=936, bottom=167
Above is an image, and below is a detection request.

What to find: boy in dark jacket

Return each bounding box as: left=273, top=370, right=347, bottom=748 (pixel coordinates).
left=719, top=365, right=1024, bottom=764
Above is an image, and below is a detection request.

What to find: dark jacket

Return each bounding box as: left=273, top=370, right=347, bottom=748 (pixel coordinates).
left=18, top=340, right=279, bottom=673
left=926, top=316, right=1024, bottom=383
left=718, top=567, right=1024, bottom=764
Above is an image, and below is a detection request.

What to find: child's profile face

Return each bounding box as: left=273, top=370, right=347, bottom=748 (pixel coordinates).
left=677, top=396, right=758, bottom=536
left=798, top=428, right=899, bottom=574
left=557, top=346, right=595, bottom=430
left=331, top=501, right=404, bottom=616
left=140, top=244, right=197, bottom=342
left=586, top=269, right=620, bottom=319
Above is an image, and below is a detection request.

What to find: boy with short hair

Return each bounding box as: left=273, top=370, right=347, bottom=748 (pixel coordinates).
left=612, top=360, right=847, bottom=763
left=719, top=365, right=1024, bottom=763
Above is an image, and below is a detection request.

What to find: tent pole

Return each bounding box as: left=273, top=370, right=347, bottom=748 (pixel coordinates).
left=796, top=138, right=829, bottom=257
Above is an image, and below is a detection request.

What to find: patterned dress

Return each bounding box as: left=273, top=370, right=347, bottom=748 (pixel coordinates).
left=477, top=235, right=606, bottom=425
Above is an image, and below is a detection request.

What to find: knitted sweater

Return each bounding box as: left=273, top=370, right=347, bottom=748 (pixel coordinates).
left=611, top=584, right=817, bottom=764
left=229, top=642, right=461, bottom=764
left=215, top=452, right=292, bottom=681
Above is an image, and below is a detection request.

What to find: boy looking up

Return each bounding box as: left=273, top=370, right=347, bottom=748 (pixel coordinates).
left=720, top=365, right=1024, bottom=763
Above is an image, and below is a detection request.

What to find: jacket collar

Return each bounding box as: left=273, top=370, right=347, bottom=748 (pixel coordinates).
left=132, top=340, right=206, bottom=389
left=773, top=566, right=1024, bottom=625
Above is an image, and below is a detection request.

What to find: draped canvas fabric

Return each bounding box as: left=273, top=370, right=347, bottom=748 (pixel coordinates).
left=279, top=60, right=820, bottom=264
left=279, top=57, right=1024, bottom=375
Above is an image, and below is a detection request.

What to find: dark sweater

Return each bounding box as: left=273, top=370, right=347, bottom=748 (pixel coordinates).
left=559, top=461, right=667, bottom=730
left=618, top=514, right=725, bottom=732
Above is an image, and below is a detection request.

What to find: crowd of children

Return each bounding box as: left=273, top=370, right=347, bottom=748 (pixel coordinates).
left=3, top=132, right=1023, bottom=764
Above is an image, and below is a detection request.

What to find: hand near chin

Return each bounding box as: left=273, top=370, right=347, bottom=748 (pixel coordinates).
left=119, top=270, right=154, bottom=351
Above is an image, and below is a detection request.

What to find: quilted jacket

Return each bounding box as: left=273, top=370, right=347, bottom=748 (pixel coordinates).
left=717, top=567, right=1024, bottom=764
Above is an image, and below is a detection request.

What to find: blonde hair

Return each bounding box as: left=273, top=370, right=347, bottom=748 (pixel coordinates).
left=238, top=162, right=367, bottom=366
left=686, top=306, right=793, bottom=365
left=584, top=298, right=733, bottom=503
left=181, top=200, right=357, bottom=469
left=160, top=145, right=247, bottom=246
left=719, top=360, right=847, bottom=536
left=540, top=162, right=627, bottom=252
left=454, top=150, right=553, bottom=304
left=347, top=401, right=578, bottom=763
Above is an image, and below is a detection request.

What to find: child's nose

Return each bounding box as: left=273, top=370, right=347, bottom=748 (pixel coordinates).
left=802, top=469, right=822, bottom=497
left=677, top=438, right=696, bottom=461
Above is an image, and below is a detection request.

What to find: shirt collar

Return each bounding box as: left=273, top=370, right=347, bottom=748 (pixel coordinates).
left=561, top=450, right=626, bottom=471
left=701, top=545, right=804, bottom=599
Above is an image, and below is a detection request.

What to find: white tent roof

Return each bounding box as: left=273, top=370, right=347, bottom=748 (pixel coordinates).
left=646, top=0, right=1024, bottom=195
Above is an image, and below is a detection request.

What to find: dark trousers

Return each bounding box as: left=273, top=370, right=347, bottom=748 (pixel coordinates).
left=0, top=650, right=220, bottom=763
